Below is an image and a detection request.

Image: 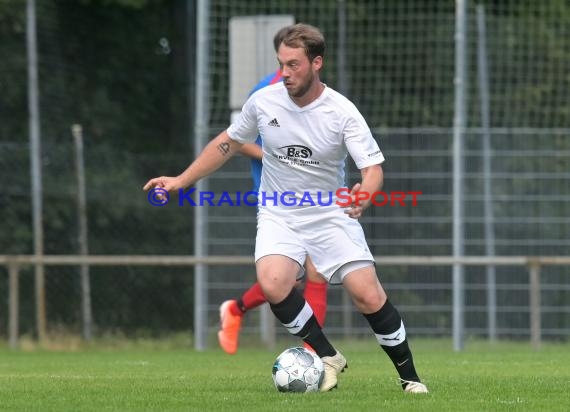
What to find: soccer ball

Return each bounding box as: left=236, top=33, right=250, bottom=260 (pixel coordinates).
left=272, top=347, right=324, bottom=393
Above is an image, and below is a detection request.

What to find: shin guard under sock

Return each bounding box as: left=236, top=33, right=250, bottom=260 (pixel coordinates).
left=270, top=288, right=335, bottom=358
left=364, top=300, right=420, bottom=385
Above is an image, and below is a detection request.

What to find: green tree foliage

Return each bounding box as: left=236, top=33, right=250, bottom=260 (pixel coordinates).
left=1, top=0, right=569, bottom=336
left=0, top=0, right=194, bottom=334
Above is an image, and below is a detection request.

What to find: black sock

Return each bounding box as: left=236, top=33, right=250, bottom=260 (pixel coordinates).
left=270, top=288, right=336, bottom=358
left=364, top=300, right=420, bottom=387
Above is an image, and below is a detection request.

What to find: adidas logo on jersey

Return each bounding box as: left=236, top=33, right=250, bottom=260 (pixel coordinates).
left=268, top=118, right=280, bottom=127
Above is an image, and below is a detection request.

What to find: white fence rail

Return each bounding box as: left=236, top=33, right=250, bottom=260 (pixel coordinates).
left=2, top=255, right=569, bottom=351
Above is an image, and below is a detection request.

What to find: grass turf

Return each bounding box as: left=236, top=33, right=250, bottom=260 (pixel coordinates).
left=0, top=339, right=568, bottom=411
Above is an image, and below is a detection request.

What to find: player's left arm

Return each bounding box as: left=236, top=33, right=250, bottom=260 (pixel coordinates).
left=344, top=164, right=383, bottom=219
left=342, top=110, right=384, bottom=218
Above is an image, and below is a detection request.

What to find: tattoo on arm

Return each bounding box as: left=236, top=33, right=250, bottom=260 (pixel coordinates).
left=217, top=140, right=231, bottom=156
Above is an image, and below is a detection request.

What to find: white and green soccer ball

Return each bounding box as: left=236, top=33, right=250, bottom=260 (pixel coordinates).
left=272, top=347, right=324, bottom=393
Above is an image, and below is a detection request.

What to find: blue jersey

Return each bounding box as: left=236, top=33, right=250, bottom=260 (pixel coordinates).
left=248, top=70, right=283, bottom=192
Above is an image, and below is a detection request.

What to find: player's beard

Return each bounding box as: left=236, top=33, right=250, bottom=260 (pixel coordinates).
left=287, top=71, right=315, bottom=99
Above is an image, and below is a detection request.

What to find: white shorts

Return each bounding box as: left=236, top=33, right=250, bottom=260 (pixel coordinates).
left=255, top=207, right=375, bottom=284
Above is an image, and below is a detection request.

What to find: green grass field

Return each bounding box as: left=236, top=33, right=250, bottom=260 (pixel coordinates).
left=0, top=339, right=568, bottom=411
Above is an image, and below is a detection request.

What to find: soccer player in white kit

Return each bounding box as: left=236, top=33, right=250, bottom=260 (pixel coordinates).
left=144, top=23, right=428, bottom=394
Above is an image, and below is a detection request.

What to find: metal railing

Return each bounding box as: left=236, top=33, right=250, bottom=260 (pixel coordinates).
left=2, top=255, right=570, bottom=350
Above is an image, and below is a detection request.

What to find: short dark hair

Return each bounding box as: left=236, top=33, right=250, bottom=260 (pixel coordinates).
left=276, top=23, right=325, bottom=61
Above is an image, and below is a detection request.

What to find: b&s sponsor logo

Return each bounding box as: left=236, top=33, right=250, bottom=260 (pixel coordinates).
left=272, top=144, right=320, bottom=167
left=279, top=145, right=313, bottom=159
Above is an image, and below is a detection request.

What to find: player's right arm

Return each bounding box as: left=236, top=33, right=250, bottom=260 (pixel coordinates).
left=143, top=87, right=260, bottom=192
left=143, top=130, right=242, bottom=192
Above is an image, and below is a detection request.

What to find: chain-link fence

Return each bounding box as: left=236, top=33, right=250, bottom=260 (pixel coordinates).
left=1, top=0, right=569, bottom=343
left=202, top=0, right=570, bottom=342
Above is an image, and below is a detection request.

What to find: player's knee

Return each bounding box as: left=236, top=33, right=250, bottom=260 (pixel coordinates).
left=353, top=290, right=386, bottom=313
left=257, top=271, right=294, bottom=303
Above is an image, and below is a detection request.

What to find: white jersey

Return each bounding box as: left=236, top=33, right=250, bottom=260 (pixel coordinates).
left=227, top=82, right=384, bottom=211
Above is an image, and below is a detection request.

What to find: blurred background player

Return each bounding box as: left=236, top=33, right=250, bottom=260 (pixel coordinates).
left=217, top=27, right=328, bottom=355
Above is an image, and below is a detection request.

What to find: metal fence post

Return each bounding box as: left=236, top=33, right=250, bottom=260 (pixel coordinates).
left=72, top=124, right=93, bottom=342
left=260, top=304, right=276, bottom=349
left=528, top=260, right=541, bottom=350
left=476, top=4, right=497, bottom=343
left=452, top=0, right=468, bottom=352
left=193, top=0, right=211, bottom=351
left=27, top=0, right=46, bottom=345
left=8, top=263, right=20, bottom=349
